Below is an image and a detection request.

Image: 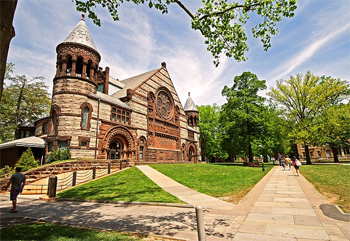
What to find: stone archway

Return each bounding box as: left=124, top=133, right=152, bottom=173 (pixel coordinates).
left=101, top=126, right=135, bottom=160
left=187, top=142, right=197, bottom=163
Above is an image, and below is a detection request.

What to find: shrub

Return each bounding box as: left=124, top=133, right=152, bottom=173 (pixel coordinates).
left=46, top=149, right=71, bottom=164
left=0, top=165, right=15, bottom=178
left=15, top=148, right=38, bottom=172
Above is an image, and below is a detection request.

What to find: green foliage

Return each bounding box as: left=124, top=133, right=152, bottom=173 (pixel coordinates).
left=221, top=71, right=267, bottom=161
left=58, top=167, right=184, bottom=203
left=74, top=0, right=297, bottom=66
left=0, top=73, right=51, bottom=143
left=197, top=104, right=227, bottom=162
left=317, top=103, right=350, bottom=149
left=0, top=165, right=15, bottom=178
left=268, top=71, right=350, bottom=164
left=46, top=149, right=71, bottom=164
left=0, top=223, right=143, bottom=241
left=15, top=148, right=38, bottom=172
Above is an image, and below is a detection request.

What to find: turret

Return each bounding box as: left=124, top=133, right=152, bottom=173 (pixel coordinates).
left=184, top=92, right=199, bottom=127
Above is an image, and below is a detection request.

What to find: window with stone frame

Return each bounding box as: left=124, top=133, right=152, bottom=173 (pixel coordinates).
left=80, top=103, right=93, bottom=130
left=50, top=105, right=61, bottom=134
left=42, top=122, right=48, bottom=134
left=48, top=142, right=54, bottom=152
left=139, top=146, right=144, bottom=160
left=59, top=141, right=68, bottom=150
left=79, top=137, right=90, bottom=148
left=110, top=106, right=130, bottom=124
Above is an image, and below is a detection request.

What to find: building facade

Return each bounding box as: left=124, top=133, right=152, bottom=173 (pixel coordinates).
left=32, top=15, right=201, bottom=163
left=297, top=143, right=350, bottom=160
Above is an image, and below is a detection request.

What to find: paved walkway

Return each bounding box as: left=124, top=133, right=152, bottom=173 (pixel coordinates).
left=137, top=165, right=235, bottom=210
left=0, top=166, right=349, bottom=240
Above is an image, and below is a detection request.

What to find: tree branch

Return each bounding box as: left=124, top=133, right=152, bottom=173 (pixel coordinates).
left=199, top=3, right=261, bottom=21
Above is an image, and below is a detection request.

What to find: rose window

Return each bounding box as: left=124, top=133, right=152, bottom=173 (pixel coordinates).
left=157, top=91, right=172, bottom=119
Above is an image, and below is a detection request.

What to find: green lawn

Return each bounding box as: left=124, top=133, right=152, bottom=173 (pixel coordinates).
left=0, top=222, right=143, bottom=240
left=151, top=163, right=273, bottom=203
left=301, top=164, right=350, bottom=213
left=57, top=167, right=184, bottom=203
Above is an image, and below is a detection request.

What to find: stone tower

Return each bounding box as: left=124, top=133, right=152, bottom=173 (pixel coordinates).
left=48, top=15, right=109, bottom=157
left=184, top=92, right=199, bottom=130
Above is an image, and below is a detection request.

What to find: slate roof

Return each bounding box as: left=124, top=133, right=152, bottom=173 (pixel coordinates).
left=0, top=136, right=45, bottom=150
left=61, top=15, right=98, bottom=51
left=184, top=93, right=198, bottom=112
left=112, top=68, right=161, bottom=99
left=89, top=92, right=132, bottom=110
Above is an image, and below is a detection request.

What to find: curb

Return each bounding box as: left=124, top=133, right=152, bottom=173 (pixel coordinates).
left=56, top=198, right=195, bottom=209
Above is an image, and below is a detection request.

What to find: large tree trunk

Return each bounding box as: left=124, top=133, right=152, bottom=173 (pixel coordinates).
left=294, top=143, right=299, bottom=159
left=248, top=143, right=253, bottom=162
left=331, top=147, right=339, bottom=163
left=304, top=144, right=312, bottom=165
left=0, top=0, right=18, bottom=101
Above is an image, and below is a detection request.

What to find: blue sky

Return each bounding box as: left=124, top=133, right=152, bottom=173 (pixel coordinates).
left=7, top=0, right=350, bottom=107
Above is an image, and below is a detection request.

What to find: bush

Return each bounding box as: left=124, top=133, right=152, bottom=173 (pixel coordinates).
left=0, top=165, right=15, bottom=178
left=16, top=148, right=38, bottom=172
left=46, top=149, right=71, bottom=164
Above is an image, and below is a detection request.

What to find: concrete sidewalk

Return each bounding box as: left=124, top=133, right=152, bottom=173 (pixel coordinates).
left=137, top=165, right=235, bottom=210
left=0, top=166, right=349, bottom=240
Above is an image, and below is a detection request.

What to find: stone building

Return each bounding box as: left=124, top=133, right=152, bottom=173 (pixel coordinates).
left=29, top=15, right=200, bottom=164
left=296, top=143, right=350, bottom=161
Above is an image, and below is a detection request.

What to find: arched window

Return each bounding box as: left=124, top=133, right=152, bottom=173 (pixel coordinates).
left=76, top=57, right=83, bottom=76
left=82, top=107, right=89, bottom=128
left=80, top=102, right=93, bottom=130
left=50, top=105, right=61, bottom=134
left=86, top=60, right=92, bottom=79
left=66, top=56, right=72, bottom=75
left=138, top=136, right=147, bottom=161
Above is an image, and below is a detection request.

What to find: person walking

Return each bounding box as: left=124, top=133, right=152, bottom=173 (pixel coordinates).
left=3, top=167, right=26, bottom=213
left=285, top=155, right=291, bottom=171
left=292, top=156, right=301, bottom=176
left=281, top=156, right=286, bottom=170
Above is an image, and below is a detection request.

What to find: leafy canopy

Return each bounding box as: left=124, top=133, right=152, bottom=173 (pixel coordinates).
left=221, top=71, right=267, bottom=161
left=74, top=0, right=297, bottom=66
left=0, top=70, right=51, bottom=143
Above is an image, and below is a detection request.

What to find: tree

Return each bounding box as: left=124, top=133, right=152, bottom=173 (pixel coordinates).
left=197, top=104, right=227, bottom=162
left=258, top=101, right=291, bottom=159
left=0, top=74, right=51, bottom=143
left=15, top=148, right=38, bottom=172
left=221, top=71, right=267, bottom=162
left=0, top=0, right=17, bottom=102
left=268, top=71, right=350, bottom=164
left=0, top=0, right=298, bottom=100
left=316, top=103, right=350, bottom=162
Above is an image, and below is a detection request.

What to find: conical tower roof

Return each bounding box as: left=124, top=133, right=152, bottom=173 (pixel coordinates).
left=184, top=92, right=199, bottom=112
left=61, top=14, right=98, bottom=51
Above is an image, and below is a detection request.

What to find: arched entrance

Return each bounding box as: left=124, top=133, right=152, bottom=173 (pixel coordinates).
left=185, top=142, right=197, bottom=163
left=108, top=140, right=122, bottom=159
left=101, top=126, right=135, bottom=160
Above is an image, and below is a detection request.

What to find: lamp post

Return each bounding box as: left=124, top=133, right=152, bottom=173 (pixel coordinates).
left=259, top=144, right=265, bottom=172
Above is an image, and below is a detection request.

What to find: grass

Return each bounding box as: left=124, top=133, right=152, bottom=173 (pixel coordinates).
left=301, top=164, right=350, bottom=213
left=150, top=163, right=273, bottom=203
left=57, top=167, right=184, bottom=204
left=0, top=222, right=145, bottom=240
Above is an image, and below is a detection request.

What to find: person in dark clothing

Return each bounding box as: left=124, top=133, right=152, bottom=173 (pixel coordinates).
left=4, top=167, right=26, bottom=213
